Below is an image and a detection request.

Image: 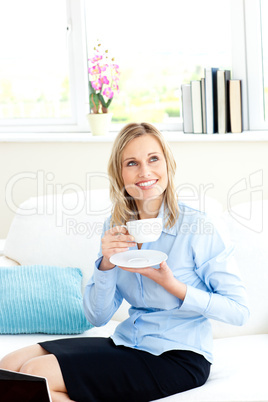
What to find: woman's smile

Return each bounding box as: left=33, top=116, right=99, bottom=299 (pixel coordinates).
left=135, top=179, right=159, bottom=189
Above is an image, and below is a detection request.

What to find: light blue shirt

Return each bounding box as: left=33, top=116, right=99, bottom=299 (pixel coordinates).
left=83, top=202, right=249, bottom=363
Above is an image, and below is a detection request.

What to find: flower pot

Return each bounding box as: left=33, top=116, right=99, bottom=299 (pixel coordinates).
left=87, top=113, right=113, bottom=136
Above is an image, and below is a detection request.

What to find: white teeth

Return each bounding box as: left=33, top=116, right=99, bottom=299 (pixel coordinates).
left=137, top=180, right=157, bottom=187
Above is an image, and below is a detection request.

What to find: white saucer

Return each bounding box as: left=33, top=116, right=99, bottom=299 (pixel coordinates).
left=110, top=250, right=168, bottom=268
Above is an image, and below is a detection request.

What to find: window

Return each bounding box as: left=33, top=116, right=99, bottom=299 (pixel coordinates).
left=0, top=0, right=267, bottom=135
left=0, top=0, right=88, bottom=133
left=85, top=0, right=232, bottom=130
left=0, top=1, right=71, bottom=121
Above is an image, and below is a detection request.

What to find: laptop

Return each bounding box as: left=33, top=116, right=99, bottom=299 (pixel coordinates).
left=0, top=368, right=52, bottom=402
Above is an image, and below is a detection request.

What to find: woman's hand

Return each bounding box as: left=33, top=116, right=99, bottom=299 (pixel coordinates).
left=99, top=226, right=136, bottom=271
left=119, top=261, right=187, bottom=301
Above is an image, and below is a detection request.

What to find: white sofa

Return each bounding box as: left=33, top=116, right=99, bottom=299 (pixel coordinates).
left=0, top=189, right=267, bottom=402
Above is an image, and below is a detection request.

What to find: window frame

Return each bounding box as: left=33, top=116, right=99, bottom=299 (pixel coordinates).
left=0, top=0, right=89, bottom=134
left=0, top=0, right=267, bottom=135
left=244, top=0, right=268, bottom=129
left=230, top=0, right=249, bottom=131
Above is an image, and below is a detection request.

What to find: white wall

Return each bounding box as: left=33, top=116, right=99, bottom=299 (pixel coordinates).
left=0, top=140, right=267, bottom=238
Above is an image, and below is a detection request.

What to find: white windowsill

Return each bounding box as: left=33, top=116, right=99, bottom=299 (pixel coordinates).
left=0, top=131, right=267, bottom=142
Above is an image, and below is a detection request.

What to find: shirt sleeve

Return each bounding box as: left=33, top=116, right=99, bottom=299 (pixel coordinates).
left=83, top=217, right=124, bottom=327
left=179, top=215, right=250, bottom=326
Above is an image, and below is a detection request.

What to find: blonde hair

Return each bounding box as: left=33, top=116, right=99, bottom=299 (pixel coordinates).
left=107, top=122, right=179, bottom=229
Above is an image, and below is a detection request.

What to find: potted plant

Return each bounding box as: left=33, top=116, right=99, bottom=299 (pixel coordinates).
left=87, top=42, right=120, bottom=135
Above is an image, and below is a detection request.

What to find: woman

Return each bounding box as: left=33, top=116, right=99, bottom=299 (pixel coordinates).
left=0, top=122, right=249, bottom=402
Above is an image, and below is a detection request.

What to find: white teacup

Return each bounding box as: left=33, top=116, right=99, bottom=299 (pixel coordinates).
left=124, top=218, right=162, bottom=243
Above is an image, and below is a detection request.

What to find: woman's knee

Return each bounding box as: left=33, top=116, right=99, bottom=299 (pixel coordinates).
left=20, top=354, right=68, bottom=393
left=0, top=344, right=49, bottom=372
left=0, top=353, right=19, bottom=371
left=19, top=358, right=40, bottom=376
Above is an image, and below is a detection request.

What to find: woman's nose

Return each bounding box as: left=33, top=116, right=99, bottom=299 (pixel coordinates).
left=138, top=163, right=151, bottom=177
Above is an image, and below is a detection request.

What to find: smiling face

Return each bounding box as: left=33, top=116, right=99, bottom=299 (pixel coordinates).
left=121, top=134, right=168, bottom=218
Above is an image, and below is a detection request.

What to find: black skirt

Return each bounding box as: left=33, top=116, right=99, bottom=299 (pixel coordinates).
left=39, top=337, right=210, bottom=402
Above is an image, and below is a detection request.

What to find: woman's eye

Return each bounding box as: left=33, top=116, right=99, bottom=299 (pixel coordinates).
left=150, top=156, right=158, bottom=162
left=126, top=156, right=158, bottom=166
left=127, top=161, right=137, bottom=166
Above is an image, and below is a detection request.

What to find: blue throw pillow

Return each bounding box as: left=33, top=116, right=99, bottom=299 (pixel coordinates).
left=0, top=265, right=93, bottom=334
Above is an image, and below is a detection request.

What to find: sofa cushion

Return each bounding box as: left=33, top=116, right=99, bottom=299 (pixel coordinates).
left=0, top=320, right=120, bottom=358
left=0, top=325, right=267, bottom=402
left=4, top=190, right=112, bottom=293
left=210, top=200, right=268, bottom=339
left=152, top=334, right=268, bottom=401
left=0, top=265, right=92, bottom=334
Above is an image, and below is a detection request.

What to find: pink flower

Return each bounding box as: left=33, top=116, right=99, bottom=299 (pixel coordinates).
left=93, top=55, right=102, bottom=63
left=91, top=79, right=102, bottom=91
left=103, top=87, right=114, bottom=99
left=88, top=65, right=101, bottom=75
left=101, top=76, right=109, bottom=85
left=88, top=55, right=103, bottom=64
left=88, top=44, right=120, bottom=108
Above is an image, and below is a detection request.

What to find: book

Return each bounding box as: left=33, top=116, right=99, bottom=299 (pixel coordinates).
left=201, top=78, right=206, bottom=133
left=181, top=84, right=193, bottom=133
left=229, top=80, right=242, bottom=133
left=0, top=368, right=52, bottom=402
left=205, top=67, right=218, bottom=134
left=217, top=70, right=231, bottom=133
left=190, top=80, right=203, bottom=133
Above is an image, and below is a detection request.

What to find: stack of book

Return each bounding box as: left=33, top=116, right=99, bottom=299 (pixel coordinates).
left=181, top=67, right=242, bottom=134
